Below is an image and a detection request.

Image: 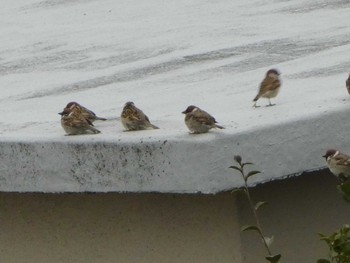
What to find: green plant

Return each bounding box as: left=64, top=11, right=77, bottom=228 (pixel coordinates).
left=318, top=225, right=350, bottom=263
left=230, top=155, right=281, bottom=263
left=317, top=180, right=350, bottom=263
left=337, top=181, right=350, bottom=203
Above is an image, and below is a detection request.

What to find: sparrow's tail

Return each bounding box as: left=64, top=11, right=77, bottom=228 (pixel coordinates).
left=150, top=124, right=160, bottom=129
left=95, top=116, right=107, bottom=121
left=253, top=94, right=260, bottom=102
left=89, top=126, right=101, bottom=134
left=215, top=124, right=225, bottom=129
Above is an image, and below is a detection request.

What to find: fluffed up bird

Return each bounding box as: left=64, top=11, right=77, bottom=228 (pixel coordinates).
left=121, top=101, right=159, bottom=131
left=253, top=69, right=281, bottom=107
left=182, top=105, right=224, bottom=134
left=64, top=102, right=107, bottom=122
left=346, top=73, right=350, bottom=94
left=59, top=104, right=101, bottom=135
left=323, top=149, right=350, bottom=182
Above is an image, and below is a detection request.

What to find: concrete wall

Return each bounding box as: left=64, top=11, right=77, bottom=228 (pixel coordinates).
left=0, top=192, right=242, bottom=263
left=0, top=170, right=348, bottom=263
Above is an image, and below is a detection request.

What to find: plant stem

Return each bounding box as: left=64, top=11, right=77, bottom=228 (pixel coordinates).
left=242, top=165, right=273, bottom=256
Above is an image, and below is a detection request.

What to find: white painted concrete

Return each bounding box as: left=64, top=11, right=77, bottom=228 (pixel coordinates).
left=0, top=108, right=348, bottom=193
left=0, top=0, right=350, bottom=192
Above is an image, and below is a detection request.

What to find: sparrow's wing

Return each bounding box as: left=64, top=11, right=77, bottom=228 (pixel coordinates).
left=122, top=108, right=140, bottom=121
left=86, top=118, right=94, bottom=126
left=259, top=77, right=280, bottom=95
left=81, top=106, right=97, bottom=117
left=334, top=153, right=350, bottom=167
left=69, top=116, right=91, bottom=128
left=123, top=107, right=150, bottom=126
left=70, top=107, right=94, bottom=127
left=191, top=110, right=216, bottom=125
left=135, top=108, right=151, bottom=123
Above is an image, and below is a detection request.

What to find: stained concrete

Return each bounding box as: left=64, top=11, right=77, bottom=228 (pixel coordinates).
left=0, top=107, right=349, bottom=193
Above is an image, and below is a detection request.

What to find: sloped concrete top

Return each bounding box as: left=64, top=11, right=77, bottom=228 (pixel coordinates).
left=1, top=0, right=350, bottom=193
left=0, top=108, right=348, bottom=193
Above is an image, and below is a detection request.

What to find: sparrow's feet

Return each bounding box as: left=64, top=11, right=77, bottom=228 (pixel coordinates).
left=189, top=131, right=201, bottom=135
left=266, top=103, right=276, bottom=107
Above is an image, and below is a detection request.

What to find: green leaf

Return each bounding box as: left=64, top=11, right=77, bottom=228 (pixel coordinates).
left=265, top=254, right=281, bottom=263
left=255, top=201, right=268, bottom=211
left=264, top=236, right=274, bottom=247
left=242, top=162, right=254, bottom=168
left=317, top=259, right=331, bottom=263
left=231, top=188, right=245, bottom=195
left=234, top=155, right=242, bottom=164
left=319, top=236, right=331, bottom=243
left=245, top=170, right=261, bottom=180
left=241, top=225, right=261, bottom=233
left=343, top=242, right=350, bottom=254
left=338, top=182, right=350, bottom=202
left=318, top=232, right=326, bottom=237
left=342, top=224, right=350, bottom=233
left=229, top=165, right=242, bottom=173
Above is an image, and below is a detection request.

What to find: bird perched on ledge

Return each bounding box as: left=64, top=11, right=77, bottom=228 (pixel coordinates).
left=121, top=101, right=159, bottom=131
left=323, top=149, right=350, bottom=182
left=182, top=105, right=224, bottom=134
left=346, top=73, right=350, bottom=94
left=64, top=102, right=107, bottom=123
left=59, top=104, right=101, bottom=135
left=253, top=69, right=281, bottom=107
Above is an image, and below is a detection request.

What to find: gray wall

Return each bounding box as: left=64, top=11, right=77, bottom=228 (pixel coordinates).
left=0, top=192, right=242, bottom=263
left=0, top=170, right=347, bottom=263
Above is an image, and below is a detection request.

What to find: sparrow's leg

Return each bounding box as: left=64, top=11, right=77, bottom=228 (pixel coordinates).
left=266, top=99, right=276, bottom=107
left=252, top=101, right=260, bottom=108
left=189, top=131, right=202, bottom=135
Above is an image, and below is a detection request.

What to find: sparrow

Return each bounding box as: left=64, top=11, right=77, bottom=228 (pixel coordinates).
left=59, top=104, right=101, bottom=135
left=323, top=149, right=350, bottom=182
left=182, top=105, right=224, bottom=134
left=346, top=73, right=350, bottom=94
left=121, top=101, right=159, bottom=131
left=64, top=102, right=107, bottom=122
left=253, top=69, right=281, bottom=107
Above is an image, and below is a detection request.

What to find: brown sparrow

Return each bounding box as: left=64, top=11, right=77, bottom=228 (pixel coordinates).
left=59, top=104, right=101, bottom=135
left=253, top=69, right=281, bottom=107
left=346, top=73, right=350, bottom=94
left=323, top=149, right=350, bottom=182
left=121, top=102, right=159, bottom=131
left=182, top=105, right=224, bottom=134
left=64, top=102, right=107, bottom=122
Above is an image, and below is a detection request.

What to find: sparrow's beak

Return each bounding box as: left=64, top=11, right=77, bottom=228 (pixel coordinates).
left=322, top=154, right=327, bottom=159
left=181, top=110, right=186, bottom=114
left=58, top=112, right=63, bottom=116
